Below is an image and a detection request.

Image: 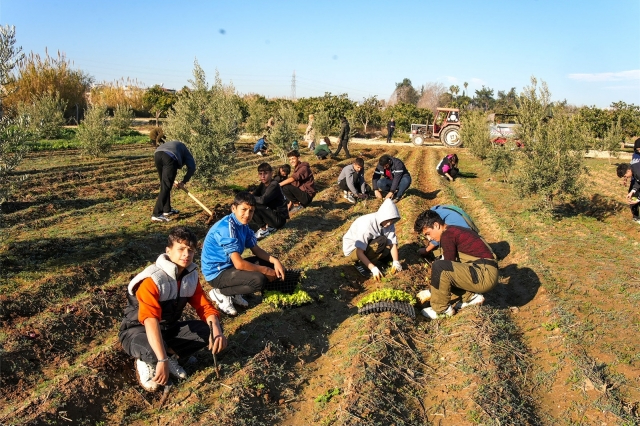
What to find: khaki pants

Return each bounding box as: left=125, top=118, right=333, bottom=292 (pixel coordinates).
left=429, top=256, right=498, bottom=313
left=347, top=235, right=390, bottom=264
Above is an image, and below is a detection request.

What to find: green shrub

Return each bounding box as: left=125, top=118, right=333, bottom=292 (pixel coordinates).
left=461, top=109, right=492, bottom=161
left=0, top=116, right=30, bottom=201
left=313, top=108, right=332, bottom=139
left=269, top=105, right=299, bottom=160
left=263, top=288, right=313, bottom=308
left=17, top=92, right=67, bottom=139
left=245, top=98, right=268, bottom=136
left=110, top=104, right=134, bottom=137
left=77, top=104, right=112, bottom=157
left=487, top=144, right=516, bottom=182
left=163, top=61, right=242, bottom=185
left=513, top=77, right=589, bottom=210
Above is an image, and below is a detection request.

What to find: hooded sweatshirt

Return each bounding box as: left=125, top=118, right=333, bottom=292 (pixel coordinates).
left=342, top=199, right=401, bottom=256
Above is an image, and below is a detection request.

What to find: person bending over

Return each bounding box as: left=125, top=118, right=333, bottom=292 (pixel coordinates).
left=342, top=199, right=403, bottom=280
left=279, top=150, right=316, bottom=213
left=201, top=192, right=285, bottom=316
left=414, top=210, right=498, bottom=320
left=372, top=154, right=412, bottom=202
left=338, top=157, right=369, bottom=204
left=437, top=153, right=459, bottom=181
left=251, top=163, right=289, bottom=239
left=152, top=141, right=196, bottom=223
left=118, top=226, right=227, bottom=392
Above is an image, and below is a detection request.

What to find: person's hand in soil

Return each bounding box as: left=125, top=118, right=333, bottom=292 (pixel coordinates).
left=209, top=333, right=227, bottom=354
left=417, top=247, right=428, bottom=257
left=385, top=192, right=394, bottom=200
left=357, top=193, right=367, bottom=199
left=174, top=181, right=185, bottom=190
left=153, top=361, right=170, bottom=386
left=374, top=190, right=382, bottom=199
left=370, top=266, right=382, bottom=281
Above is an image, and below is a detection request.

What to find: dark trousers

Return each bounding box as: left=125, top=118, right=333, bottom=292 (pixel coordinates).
left=250, top=204, right=287, bottom=230
left=333, top=140, right=351, bottom=158
left=208, top=256, right=273, bottom=296
left=387, top=129, right=394, bottom=143
left=281, top=184, right=313, bottom=207
left=629, top=180, right=639, bottom=218
left=339, top=179, right=370, bottom=195
left=376, top=174, right=412, bottom=200
left=119, top=320, right=210, bottom=364
left=153, top=151, right=178, bottom=216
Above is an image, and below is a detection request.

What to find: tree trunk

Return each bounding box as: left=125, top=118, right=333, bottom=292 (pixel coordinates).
left=155, top=111, right=161, bottom=127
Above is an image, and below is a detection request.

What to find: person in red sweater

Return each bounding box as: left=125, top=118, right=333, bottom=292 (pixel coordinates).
left=279, top=150, right=316, bottom=213
left=118, top=227, right=227, bottom=391
left=414, top=210, right=498, bottom=319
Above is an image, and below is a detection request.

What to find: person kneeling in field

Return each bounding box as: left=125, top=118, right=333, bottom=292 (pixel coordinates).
left=342, top=199, right=403, bottom=280
left=279, top=150, right=317, bottom=213
left=338, top=157, right=369, bottom=204
left=202, top=192, right=285, bottom=316
left=417, top=205, right=481, bottom=261
left=118, top=226, right=227, bottom=392
left=251, top=162, right=289, bottom=239
left=414, top=210, right=498, bottom=319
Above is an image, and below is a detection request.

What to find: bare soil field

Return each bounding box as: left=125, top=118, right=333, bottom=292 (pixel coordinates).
left=1, top=140, right=639, bottom=425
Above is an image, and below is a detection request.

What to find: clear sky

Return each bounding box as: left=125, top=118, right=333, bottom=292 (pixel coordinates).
left=2, top=0, right=639, bottom=108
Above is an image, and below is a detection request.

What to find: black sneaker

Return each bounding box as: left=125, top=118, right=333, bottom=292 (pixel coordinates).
left=164, top=209, right=180, bottom=216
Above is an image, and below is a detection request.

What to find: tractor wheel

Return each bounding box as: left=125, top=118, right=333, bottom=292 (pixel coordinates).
left=440, top=126, right=462, bottom=148
left=413, top=135, right=425, bottom=146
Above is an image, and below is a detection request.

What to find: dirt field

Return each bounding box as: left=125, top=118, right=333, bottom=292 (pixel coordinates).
left=1, top=139, right=639, bottom=425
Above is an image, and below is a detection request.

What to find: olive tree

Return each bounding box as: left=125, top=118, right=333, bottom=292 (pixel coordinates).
left=245, top=98, right=268, bottom=136
left=110, top=104, right=134, bottom=137
left=513, top=77, right=589, bottom=210
left=269, top=105, right=298, bottom=160
left=17, top=91, right=67, bottom=139
left=77, top=104, right=112, bottom=157
left=163, top=61, right=242, bottom=185
left=460, top=110, right=492, bottom=161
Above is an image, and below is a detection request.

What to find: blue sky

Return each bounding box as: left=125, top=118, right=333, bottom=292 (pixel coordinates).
left=2, top=0, right=639, bottom=108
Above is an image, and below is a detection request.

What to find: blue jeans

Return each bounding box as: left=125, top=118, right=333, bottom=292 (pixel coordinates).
left=376, top=174, right=412, bottom=200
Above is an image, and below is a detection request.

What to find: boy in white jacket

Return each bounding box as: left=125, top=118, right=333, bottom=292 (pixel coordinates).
left=342, top=199, right=403, bottom=280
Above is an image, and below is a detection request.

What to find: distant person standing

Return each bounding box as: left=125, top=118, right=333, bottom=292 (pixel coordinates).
left=304, top=114, right=316, bottom=150
left=386, top=117, right=395, bottom=143
left=332, top=116, right=351, bottom=159
left=152, top=141, right=196, bottom=223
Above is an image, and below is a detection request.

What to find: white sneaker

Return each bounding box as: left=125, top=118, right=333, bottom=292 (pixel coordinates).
left=254, top=227, right=270, bottom=240
left=421, top=305, right=455, bottom=320
left=345, top=193, right=356, bottom=204
left=136, top=359, right=159, bottom=391
left=209, top=288, right=237, bottom=316
left=342, top=190, right=349, bottom=199
left=151, top=215, right=171, bottom=222
left=233, top=294, right=249, bottom=307
left=167, top=356, right=187, bottom=379
left=459, top=293, right=485, bottom=310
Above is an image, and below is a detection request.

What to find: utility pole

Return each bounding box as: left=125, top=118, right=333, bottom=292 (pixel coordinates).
left=291, top=71, right=296, bottom=101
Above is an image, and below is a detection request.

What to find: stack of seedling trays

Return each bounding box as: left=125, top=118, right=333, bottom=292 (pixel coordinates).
left=356, top=289, right=416, bottom=319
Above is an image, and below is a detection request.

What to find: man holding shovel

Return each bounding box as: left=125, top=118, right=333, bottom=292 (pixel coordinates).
left=152, top=141, right=196, bottom=223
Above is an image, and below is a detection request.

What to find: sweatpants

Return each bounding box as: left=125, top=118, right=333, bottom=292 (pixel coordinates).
left=281, top=184, right=313, bottom=207
left=387, top=128, right=394, bottom=143
left=429, top=259, right=498, bottom=313
left=208, top=256, right=272, bottom=296
left=250, top=204, right=287, bottom=231
left=376, top=174, right=412, bottom=200
left=333, top=140, right=351, bottom=158
left=153, top=151, right=178, bottom=216
left=347, top=235, right=390, bottom=264
left=119, top=320, right=210, bottom=364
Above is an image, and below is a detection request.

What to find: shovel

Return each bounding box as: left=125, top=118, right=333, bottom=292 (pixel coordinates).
left=177, top=185, right=215, bottom=224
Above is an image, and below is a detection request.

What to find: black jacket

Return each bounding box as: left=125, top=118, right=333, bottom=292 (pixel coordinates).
left=338, top=119, right=350, bottom=143
left=252, top=180, right=289, bottom=218
left=372, top=157, right=410, bottom=193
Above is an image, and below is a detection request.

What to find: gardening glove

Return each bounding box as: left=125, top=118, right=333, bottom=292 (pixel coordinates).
left=390, top=260, right=403, bottom=274
left=370, top=266, right=382, bottom=281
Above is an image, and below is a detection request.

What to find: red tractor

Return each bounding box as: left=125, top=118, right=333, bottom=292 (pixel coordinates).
left=410, top=107, right=462, bottom=148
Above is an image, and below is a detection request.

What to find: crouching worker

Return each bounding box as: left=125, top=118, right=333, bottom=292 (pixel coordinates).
left=342, top=199, right=403, bottom=280
left=373, top=154, right=412, bottom=202
left=338, top=157, right=369, bottom=204
left=417, top=205, right=480, bottom=261
left=251, top=163, right=289, bottom=239
left=253, top=135, right=268, bottom=156
left=437, top=153, right=459, bottom=181
left=118, top=226, right=227, bottom=392
left=414, top=210, right=498, bottom=319
left=314, top=137, right=332, bottom=160
left=279, top=150, right=316, bottom=213
left=202, top=192, right=285, bottom=316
